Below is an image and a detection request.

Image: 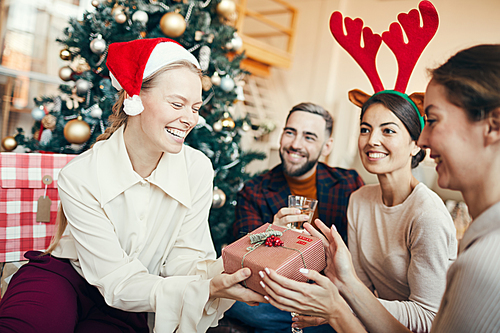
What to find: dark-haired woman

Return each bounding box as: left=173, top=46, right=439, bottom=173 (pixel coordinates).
left=346, top=93, right=457, bottom=332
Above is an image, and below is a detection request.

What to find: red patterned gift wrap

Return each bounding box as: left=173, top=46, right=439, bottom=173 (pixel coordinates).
left=0, top=153, right=77, bottom=262
left=222, top=223, right=326, bottom=295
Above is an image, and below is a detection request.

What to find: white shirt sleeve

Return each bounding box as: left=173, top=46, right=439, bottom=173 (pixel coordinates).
left=55, top=143, right=233, bottom=333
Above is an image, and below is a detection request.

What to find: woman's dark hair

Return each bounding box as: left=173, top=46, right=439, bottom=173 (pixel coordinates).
left=360, top=93, right=426, bottom=168
left=430, top=44, right=500, bottom=122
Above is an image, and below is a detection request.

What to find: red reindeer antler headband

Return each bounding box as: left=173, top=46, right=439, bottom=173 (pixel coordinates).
left=329, top=0, right=439, bottom=130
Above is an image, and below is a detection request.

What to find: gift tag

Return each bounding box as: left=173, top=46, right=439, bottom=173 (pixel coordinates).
left=36, top=175, right=53, bottom=222
left=36, top=196, right=52, bottom=222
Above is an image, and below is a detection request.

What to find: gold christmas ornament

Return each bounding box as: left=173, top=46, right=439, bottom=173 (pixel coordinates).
left=212, top=187, right=226, bottom=208
left=221, top=112, right=235, bottom=129
left=201, top=76, right=213, bottom=91
left=1, top=136, right=17, bottom=152
left=160, top=12, right=186, bottom=37
left=64, top=116, right=91, bottom=144
left=216, top=0, right=236, bottom=19
left=42, top=114, right=57, bottom=130
left=111, top=4, right=125, bottom=16
left=91, top=0, right=101, bottom=7
left=140, top=31, right=147, bottom=38
left=114, top=12, right=127, bottom=24
left=59, top=49, right=72, bottom=61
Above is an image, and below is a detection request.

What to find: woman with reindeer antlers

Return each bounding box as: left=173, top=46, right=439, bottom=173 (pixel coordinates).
left=258, top=42, right=500, bottom=333
left=255, top=2, right=469, bottom=332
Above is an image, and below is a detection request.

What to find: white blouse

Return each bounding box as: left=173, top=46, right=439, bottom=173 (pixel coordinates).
left=52, top=126, right=233, bottom=332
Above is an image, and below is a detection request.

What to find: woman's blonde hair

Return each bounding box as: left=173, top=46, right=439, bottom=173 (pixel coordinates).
left=45, top=60, right=201, bottom=254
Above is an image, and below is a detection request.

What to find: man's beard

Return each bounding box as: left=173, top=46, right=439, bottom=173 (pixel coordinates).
left=279, top=148, right=321, bottom=178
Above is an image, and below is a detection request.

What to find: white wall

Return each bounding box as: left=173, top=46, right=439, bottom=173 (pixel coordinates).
left=266, top=0, right=500, bottom=201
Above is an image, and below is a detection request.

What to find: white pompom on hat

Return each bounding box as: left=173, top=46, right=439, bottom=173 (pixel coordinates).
left=107, top=38, right=200, bottom=116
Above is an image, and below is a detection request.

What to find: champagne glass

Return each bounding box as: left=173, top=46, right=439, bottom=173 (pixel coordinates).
left=288, top=195, right=317, bottom=332
left=287, top=195, right=318, bottom=231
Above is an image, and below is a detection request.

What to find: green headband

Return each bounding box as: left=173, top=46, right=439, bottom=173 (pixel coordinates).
left=371, top=90, right=425, bottom=131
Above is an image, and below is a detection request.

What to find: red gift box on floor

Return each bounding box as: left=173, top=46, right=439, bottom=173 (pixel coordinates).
left=222, top=223, right=326, bottom=295
left=0, top=153, right=77, bottom=262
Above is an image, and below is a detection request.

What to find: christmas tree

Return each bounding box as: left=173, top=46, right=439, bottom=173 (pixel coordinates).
left=14, top=0, right=265, bottom=254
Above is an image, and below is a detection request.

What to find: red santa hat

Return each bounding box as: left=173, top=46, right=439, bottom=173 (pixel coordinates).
left=106, top=38, right=200, bottom=116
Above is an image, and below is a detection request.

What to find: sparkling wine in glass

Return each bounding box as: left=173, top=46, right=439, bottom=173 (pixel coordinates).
left=287, top=196, right=318, bottom=231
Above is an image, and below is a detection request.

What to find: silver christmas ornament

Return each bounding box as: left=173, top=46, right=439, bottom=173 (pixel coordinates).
left=90, top=35, right=106, bottom=55
left=76, top=79, right=92, bottom=95
left=90, top=105, right=103, bottom=118
left=231, top=35, right=243, bottom=51
left=132, top=10, right=148, bottom=25
left=31, top=106, right=45, bottom=121
left=59, top=66, right=73, bottom=81
left=220, top=75, right=235, bottom=92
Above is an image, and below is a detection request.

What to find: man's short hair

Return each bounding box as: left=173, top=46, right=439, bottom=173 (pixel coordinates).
left=286, top=102, right=334, bottom=137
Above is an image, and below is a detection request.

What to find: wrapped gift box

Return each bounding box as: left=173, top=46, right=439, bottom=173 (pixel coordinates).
left=222, top=223, right=326, bottom=295
left=0, top=153, right=76, bottom=262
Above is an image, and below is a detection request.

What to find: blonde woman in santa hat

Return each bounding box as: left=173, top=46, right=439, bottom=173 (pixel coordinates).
left=0, top=38, right=265, bottom=333
left=257, top=44, right=500, bottom=333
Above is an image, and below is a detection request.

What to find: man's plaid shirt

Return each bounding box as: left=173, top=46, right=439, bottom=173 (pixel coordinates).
left=233, top=163, right=364, bottom=244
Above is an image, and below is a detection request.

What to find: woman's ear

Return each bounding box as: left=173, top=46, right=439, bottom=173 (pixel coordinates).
left=409, top=92, right=425, bottom=116
left=486, top=107, right=500, bottom=146
left=348, top=89, right=371, bottom=108
left=411, top=145, right=421, bottom=157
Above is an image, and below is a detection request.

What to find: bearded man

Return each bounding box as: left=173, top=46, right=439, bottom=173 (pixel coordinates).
left=233, top=102, right=364, bottom=243
left=223, top=103, right=364, bottom=333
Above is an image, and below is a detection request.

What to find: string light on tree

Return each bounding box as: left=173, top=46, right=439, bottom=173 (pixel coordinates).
left=160, top=11, right=186, bottom=38
left=64, top=116, right=91, bottom=144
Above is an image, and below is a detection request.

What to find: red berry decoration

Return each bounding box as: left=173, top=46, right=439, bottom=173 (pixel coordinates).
left=264, top=235, right=284, bottom=247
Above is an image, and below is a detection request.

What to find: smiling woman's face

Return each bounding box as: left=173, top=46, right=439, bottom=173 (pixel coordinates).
left=418, top=80, right=486, bottom=192
left=358, top=103, right=417, bottom=176
left=135, top=66, right=202, bottom=156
